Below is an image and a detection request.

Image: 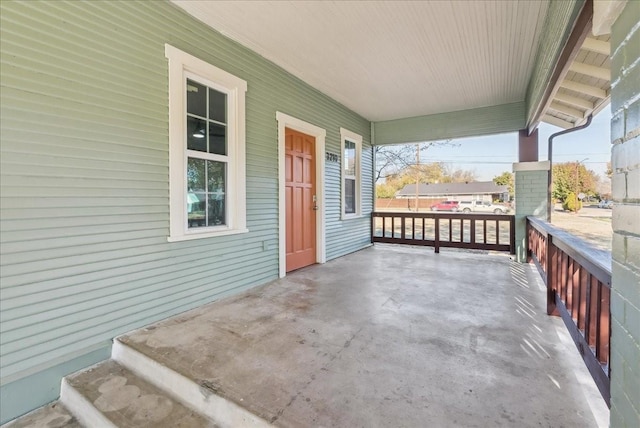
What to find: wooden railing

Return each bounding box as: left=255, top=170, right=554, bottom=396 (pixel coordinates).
left=527, top=216, right=611, bottom=406
left=371, top=212, right=515, bottom=254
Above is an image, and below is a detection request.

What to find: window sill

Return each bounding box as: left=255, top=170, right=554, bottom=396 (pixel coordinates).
left=167, top=228, right=249, bottom=242
left=341, top=214, right=363, bottom=221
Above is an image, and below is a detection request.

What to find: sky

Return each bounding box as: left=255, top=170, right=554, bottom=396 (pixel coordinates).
left=419, top=107, right=612, bottom=181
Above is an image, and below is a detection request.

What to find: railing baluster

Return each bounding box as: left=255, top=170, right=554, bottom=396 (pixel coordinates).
left=538, top=234, right=549, bottom=272
left=392, top=217, right=396, bottom=238
left=434, top=216, right=440, bottom=253
left=547, top=236, right=557, bottom=316
left=483, top=219, right=487, bottom=244
left=561, top=252, right=568, bottom=304
left=595, top=279, right=602, bottom=356
left=578, top=267, right=587, bottom=331
left=599, top=287, right=610, bottom=366
left=448, top=218, right=452, bottom=242
left=411, top=217, right=416, bottom=239
left=382, top=214, right=386, bottom=238
left=572, top=263, right=580, bottom=321
left=587, top=275, right=597, bottom=349
left=568, top=256, right=575, bottom=311
left=509, top=216, right=516, bottom=254
left=558, top=249, right=563, bottom=303
left=470, top=219, right=476, bottom=245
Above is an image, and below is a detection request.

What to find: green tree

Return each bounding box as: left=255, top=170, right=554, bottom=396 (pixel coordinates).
left=552, top=162, right=597, bottom=202
left=492, top=171, right=514, bottom=199
left=375, top=182, right=397, bottom=198
left=562, top=192, right=582, bottom=212
left=376, top=162, right=477, bottom=197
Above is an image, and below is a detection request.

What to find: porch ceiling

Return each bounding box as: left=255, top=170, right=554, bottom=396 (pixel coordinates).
left=172, top=0, right=550, bottom=122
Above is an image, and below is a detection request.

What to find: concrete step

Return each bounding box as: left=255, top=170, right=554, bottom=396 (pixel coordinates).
left=61, top=359, right=216, bottom=428
left=2, top=402, right=81, bottom=428
left=112, top=338, right=272, bottom=428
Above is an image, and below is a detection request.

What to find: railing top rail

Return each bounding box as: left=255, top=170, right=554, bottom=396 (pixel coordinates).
left=372, top=211, right=514, bottom=221
left=527, top=216, right=611, bottom=287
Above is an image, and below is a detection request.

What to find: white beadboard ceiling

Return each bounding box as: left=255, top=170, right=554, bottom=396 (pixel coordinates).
left=172, top=0, right=550, bottom=122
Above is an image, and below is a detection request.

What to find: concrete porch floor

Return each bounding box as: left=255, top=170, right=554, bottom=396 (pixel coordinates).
left=116, top=244, right=608, bottom=427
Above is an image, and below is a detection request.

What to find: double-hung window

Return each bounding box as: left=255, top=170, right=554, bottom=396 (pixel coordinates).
left=340, top=128, right=362, bottom=219
left=165, top=45, right=247, bottom=241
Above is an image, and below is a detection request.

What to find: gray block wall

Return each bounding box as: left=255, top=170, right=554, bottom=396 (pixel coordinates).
left=513, top=164, right=549, bottom=262
left=609, top=1, right=640, bottom=427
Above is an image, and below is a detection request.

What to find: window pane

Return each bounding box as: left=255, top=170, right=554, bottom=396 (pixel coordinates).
left=187, top=160, right=226, bottom=228
left=344, top=140, right=356, bottom=175
left=345, top=178, right=356, bottom=214
left=187, top=157, right=205, bottom=191
left=206, top=160, right=225, bottom=192
left=187, top=192, right=206, bottom=228
left=186, top=79, right=206, bottom=117
left=207, top=193, right=225, bottom=227
left=209, top=88, right=226, bottom=123
left=207, top=161, right=226, bottom=226
left=208, top=122, right=227, bottom=155
left=187, top=116, right=207, bottom=152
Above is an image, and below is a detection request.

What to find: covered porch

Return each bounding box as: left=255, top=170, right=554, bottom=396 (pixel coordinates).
left=23, top=245, right=608, bottom=427
left=1, top=0, right=638, bottom=425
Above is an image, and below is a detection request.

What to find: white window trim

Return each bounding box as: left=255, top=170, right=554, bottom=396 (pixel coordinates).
left=340, top=127, right=362, bottom=220
left=276, top=112, right=326, bottom=278
left=165, top=44, right=248, bottom=242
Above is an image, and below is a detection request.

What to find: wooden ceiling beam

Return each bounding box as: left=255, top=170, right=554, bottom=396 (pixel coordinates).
left=560, top=80, right=608, bottom=99
left=568, top=61, right=611, bottom=81
left=582, top=37, right=610, bottom=55
left=543, top=114, right=575, bottom=129
left=554, top=92, right=595, bottom=110
left=549, top=101, right=585, bottom=119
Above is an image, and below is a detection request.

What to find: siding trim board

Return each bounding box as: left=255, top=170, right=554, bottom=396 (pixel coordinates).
left=372, top=102, right=526, bottom=146
left=0, top=344, right=112, bottom=425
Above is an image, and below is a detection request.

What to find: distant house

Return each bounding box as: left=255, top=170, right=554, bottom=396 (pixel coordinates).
left=396, top=181, right=509, bottom=202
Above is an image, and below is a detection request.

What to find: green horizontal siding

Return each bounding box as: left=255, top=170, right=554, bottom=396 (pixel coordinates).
left=0, top=0, right=371, bottom=420
left=373, top=102, right=526, bottom=146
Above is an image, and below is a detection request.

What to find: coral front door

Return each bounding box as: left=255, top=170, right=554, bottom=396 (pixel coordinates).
left=285, top=128, right=317, bottom=272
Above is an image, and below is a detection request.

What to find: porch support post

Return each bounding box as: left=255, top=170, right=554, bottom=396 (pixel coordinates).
left=512, top=161, right=550, bottom=262
left=518, top=129, right=538, bottom=162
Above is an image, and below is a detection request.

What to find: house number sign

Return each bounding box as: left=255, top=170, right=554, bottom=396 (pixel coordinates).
left=326, top=152, right=339, bottom=163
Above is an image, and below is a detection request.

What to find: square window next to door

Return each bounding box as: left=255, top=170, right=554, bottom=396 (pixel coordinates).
left=165, top=44, right=248, bottom=241
left=340, top=128, right=362, bottom=219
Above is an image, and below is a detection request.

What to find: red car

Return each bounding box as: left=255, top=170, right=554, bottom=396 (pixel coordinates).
left=430, top=200, right=459, bottom=212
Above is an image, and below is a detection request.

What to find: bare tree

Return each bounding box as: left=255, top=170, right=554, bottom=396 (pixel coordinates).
left=374, top=140, right=457, bottom=183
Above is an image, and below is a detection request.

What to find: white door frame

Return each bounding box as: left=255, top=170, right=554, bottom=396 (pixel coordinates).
left=276, top=112, right=326, bottom=278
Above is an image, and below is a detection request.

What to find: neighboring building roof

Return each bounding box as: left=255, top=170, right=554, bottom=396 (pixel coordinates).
left=396, top=181, right=509, bottom=197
